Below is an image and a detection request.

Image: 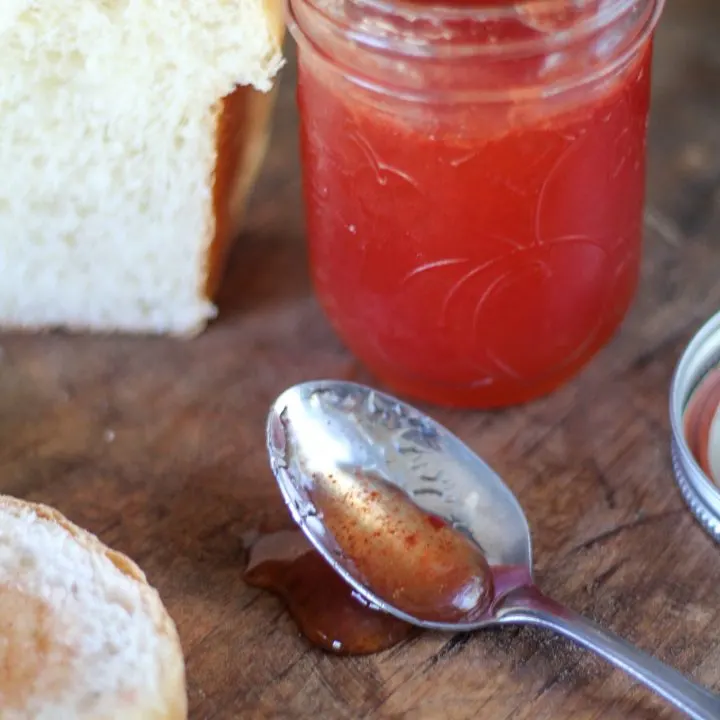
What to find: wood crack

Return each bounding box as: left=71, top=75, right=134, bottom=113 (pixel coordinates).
left=591, top=558, right=628, bottom=590
left=566, top=510, right=684, bottom=555
left=583, top=457, right=617, bottom=510
left=421, top=632, right=473, bottom=673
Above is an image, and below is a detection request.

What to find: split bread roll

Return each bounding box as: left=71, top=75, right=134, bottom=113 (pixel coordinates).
left=0, top=496, right=187, bottom=719
left=0, top=0, right=285, bottom=336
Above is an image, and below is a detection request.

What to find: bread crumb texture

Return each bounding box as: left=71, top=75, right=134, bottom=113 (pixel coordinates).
left=0, top=0, right=283, bottom=335
left=0, top=498, right=186, bottom=719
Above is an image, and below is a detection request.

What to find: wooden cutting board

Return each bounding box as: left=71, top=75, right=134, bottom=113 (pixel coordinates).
left=1, top=0, right=719, bottom=717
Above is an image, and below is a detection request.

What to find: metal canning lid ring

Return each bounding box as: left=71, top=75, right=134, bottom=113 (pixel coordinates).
left=669, top=309, right=720, bottom=543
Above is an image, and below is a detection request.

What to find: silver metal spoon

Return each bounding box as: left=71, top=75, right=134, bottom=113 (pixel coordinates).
left=266, top=380, right=720, bottom=720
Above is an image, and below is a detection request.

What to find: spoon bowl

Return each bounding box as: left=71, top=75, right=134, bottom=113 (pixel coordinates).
left=267, top=380, right=720, bottom=719
left=267, top=380, right=531, bottom=628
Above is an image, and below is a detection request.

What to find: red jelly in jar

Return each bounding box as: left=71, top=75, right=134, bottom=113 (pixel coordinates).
left=289, top=0, right=666, bottom=408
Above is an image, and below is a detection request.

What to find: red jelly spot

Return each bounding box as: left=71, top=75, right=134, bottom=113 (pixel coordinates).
left=427, top=515, right=445, bottom=531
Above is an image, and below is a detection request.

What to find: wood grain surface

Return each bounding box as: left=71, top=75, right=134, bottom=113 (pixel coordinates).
left=1, top=0, right=719, bottom=717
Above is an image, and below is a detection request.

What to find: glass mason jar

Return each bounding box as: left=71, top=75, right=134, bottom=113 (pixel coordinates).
left=289, top=0, right=665, bottom=408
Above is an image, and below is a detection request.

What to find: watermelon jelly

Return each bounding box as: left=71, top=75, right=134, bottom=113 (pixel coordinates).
left=289, top=0, right=665, bottom=407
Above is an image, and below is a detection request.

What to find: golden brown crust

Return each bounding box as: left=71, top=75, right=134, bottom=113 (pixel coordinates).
left=0, top=495, right=187, bottom=720
left=204, top=0, right=286, bottom=302
left=0, top=497, right=149, bottom=581
left=0, top=320, right=205, bottom=339
left=205, top=85, right=282, bottom=302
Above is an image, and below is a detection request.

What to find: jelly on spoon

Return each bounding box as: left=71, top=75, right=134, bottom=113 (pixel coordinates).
left=308, top=469, right=493, bottom=623
left=267, top=380, right=720, bottom=720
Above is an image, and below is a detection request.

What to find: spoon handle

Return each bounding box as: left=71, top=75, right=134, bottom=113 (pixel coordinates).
left=495, top=585, right=720, bottom=720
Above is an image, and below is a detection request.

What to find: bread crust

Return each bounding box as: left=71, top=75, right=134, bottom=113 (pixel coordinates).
left=0, top=496, right=187, bottom=720
left=205, top=84, right=280, bottom=303
left=204, top=0, right=286, bottom=311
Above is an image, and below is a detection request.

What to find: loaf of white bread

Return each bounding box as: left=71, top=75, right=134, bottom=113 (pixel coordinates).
left=0, top=0, right=284, bottom=336
left=0, top=495, right=187, bottom=719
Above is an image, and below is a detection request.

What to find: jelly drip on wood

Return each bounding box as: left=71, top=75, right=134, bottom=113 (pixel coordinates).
left=244, top=530, right=414, bottom=655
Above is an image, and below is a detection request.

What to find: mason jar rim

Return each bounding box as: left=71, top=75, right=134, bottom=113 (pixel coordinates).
left=345, top=0, right=629, bottom=31
left=289, top=0, right=666, bottom=104
left=296, top=0, right=665, bottom=61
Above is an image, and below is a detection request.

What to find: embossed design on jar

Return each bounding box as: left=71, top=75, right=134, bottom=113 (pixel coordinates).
left=294, top=0, right=659, bottom=406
